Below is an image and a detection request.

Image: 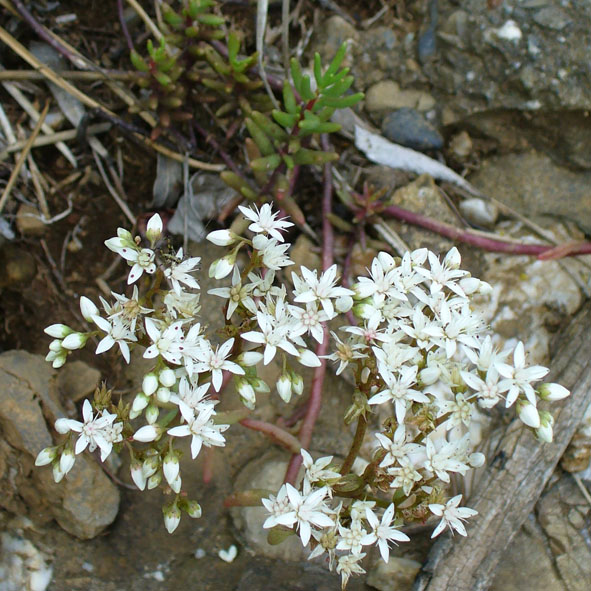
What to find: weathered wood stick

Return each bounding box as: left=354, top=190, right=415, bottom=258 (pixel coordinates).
left=413, top=301, right=591, bottom=591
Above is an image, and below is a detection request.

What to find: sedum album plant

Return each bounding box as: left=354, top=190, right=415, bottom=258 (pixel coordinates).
left=37, top=204, right=570, bottom=588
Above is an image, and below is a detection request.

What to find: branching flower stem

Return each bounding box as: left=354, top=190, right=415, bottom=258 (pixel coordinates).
left=379, top=205, right=591, bottom=259
left=339, top=415, right=368, bottom=476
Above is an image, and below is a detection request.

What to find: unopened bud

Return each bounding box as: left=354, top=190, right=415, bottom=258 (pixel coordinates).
left=159, top=368, right=176, bottom=388
left=133, top=424, right=161, bottom=443
left=148, top=471, right=162, bottom=490
left=142, top=373, right=158, bottom=396
left=291, top=372, right=304, bottom=396
left=163, top=502, right=181, bottom=533
left=146, top=213, right=163, bottom=244
left=209, top=252, right=236, bottom=280
left=163, top=453, right=180, bottom=486
left=62, top=332, right=89, bottom=350
left=184, top=500, right=202, bottom=519
left=45, top=324, right=73, bottom=338
left=156, top=386, right=171, bottom=403
left=59, top=449, right=76, bottom=476
left=35, top=446, right=58, bottom=466
left=277, top=373, right=292, bottom=403
left=145, top=405, right=159, bottom=424
left=206, top=229, right=238, bottom=247
left=79, top=296, right=99, bottom=321
left=517, top=399, right=540, bottom=429
left=538, top=383, right=570, bottom=401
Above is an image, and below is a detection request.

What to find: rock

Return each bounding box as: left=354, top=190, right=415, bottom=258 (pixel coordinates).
left=469, top=151, right=591, bottom=234
left=491, top=517, right=565, bottom=591
left=533, top=7, right=573, bottom=30
left=459, top=198, right=498, bottom=228
left=381, top=108, right=443, bottom=151
left=0, top=351, right=120, bottom=540
left=537, top=477, right=591, bottom=591
left=16, top=204, right=46, bottom=236
left=230, top=450, right=307, bottom=561
left=56, top=361, right=101, bottom=402
left=365, top=81, right=435, bottom=114
left=448, top=130, right=473, bottom=160
left=367, top=556, right=421, bottom=591
left=0, top=244, right=37, bottom=288
left=312, top=16, right=359, bottom=67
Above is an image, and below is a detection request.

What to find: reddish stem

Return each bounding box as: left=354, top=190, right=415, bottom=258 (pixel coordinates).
left=379, top=204, right=591, bottom=258
left=239, top=418, right=302, bottom=453
left=283, top=135, right=335, bottom=485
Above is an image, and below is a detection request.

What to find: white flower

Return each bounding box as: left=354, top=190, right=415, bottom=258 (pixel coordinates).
left=252, top=234, right=292, bottom=270
left=336, top=553, right=366, bottom=589
left=497, top=342, right=549, bottom=407
left=461, top=366, right=503, bottom=409
left=285, top=484, right=334, bottom=546
left=423, top=438, right=469, bottom=483
left=143, top=318, right=185, bottom=365
left=362, top=504, right=410, bottom=562
left=368, top=365, right=429, bottom=423
left=293, top=265, right=354, bottom=318
left=375, top=425, right=423, bottom=469
left=192, top=338, right=244, bottom=391
left=239, top=203, right=293, bottom=241
left=62, top=400, right=119, bottom=461
left=387, top=457, right=422, bottom=495
left=242, top=311, right=298, bottom=365
left=92, top=315, right=137, bottom=363
left=429, top=494, right=478, bottom=538
left=336, top=520, right=368, bottom=556
left=164, top=248, right=200, bottom=294
left=208, top=267, right=256, bottom=320
left=119, top=247, right=157, bottom=284
left=323, top=332, right=367, bottom=375
left=301, top=450, right=340, bottom=489
left=167, top=401, right=229, bottom=458
left=288, top=303, right=329, bottom=343
left=262, top=484, right=292, bottom=529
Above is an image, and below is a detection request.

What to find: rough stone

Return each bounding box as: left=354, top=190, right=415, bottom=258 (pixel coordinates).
left=365, top=81, right=435, bottom=114
left=367, top=556, right=421, bottom=591
left=56, top=361, right=101, bottom=402
left=15, top=204, right=46, bottom=236
left=381, top=108, right=443, bottom=151
left=312, top=16, right=359, bottom=68
left=469, top=151, right=591, bottom=234
left=537, top=478, right=591, bottom=591
left=0, top=350, right=120, bottom=540
left=0, top=244, right=37, bottom=288
left=491, top=517, right=565, bottom=591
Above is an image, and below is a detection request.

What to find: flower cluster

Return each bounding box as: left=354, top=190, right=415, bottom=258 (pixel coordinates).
left=37, top=204, right=570, bottom=585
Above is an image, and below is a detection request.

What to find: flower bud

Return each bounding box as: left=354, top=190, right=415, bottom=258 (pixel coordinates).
left=142, top=455, right=160, bottom=478
left=291, top=372, right=304, bottom=396
left=49, top=353, right=67, bottom=369
left=209, top=253, right=236, bottom=280
left=156, top=386, right=171, bottom=403
left=159, top=368, right=176, bottom=388
left=131, top=393, right=150, bottom=414
left=536, top=411, right=554, bottom=443
left=163, top=502, right=181, bottom=533
left=352, top=302, right=374, bottom=320
left=276, top=373, right=292, bottom=403
left=48, top=339, right=65, bottom=352
left=335, top=295, right=353, bottom=314
left=360, top=367, right=371, bottom=384
left=54, top=418, right=73, bottom=434
left=251, top=378, right=270, bottom=394
left=45, top=324, right=73, bottom=338
left=145, top=405, right=159, bottom=424
left=142, top=373, right=159, bottom=396
left=538, top=383, right=570, bottom=402
left=163, top=453, right=180, bottom=486
left=169, top=474, right=182, bottom=493
left=420, top=366, right=441, bottom=386
left=184, top=500, right=202, bottom=519
left=148, top=471, right=162, bottom=489
left=53, top=462, right=65, bottom=483
left=236, top=351, right=264, bottom=366
left=206, top=229, right=237, bottom=247
left=61, top=332, right=89, bottom=350
left=130, top=459, right=147, bottom=490
left=235, top=378, right=256, bottom=409
left=517, top=399, right=540, bottom=429
left=146, top=213, right=163, bottom=244
left=59, top=449, right=76, bottom=476
left=297, top=348, right=321, bottom=368
left=133, top=424, right=161, bottom=443
left=469, top=452, right=485, bottom=467
left=35, top=446, right=58, bottom=466
left=79, top=296, right=99, bottom=321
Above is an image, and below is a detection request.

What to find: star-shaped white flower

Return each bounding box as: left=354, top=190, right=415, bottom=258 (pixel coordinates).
left=239, top=203, right=293, bottom=241
left=362, top=504, right=410, bottom=563
left=192, top=338, right=244, bottom=391
left=164, top=248, right=200, bottom=294
left=429, top=494, right=478, bottom=538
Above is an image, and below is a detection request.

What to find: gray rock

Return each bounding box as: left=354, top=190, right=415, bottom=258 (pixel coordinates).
left=469, top=151, right=591, bottom=234
left=56, top=361, right=101, bottom=402
left=381, top=108, right=443, bottom=151
left=0, top=351, right=120, bottom=540
left=367, top=556, right=421, bottom=591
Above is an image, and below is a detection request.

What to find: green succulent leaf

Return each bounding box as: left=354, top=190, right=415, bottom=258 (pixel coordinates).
left=245, top=117, right=275, bottom=156
left=250, top=154, right=281, bottom=172
left=282, top=80, right=298, bottom=115
left=272, top=110, right=298, bottom=129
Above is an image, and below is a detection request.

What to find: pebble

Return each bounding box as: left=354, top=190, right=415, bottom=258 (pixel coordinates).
left=381, top=108, right=443, bottom=151
left=459, top=198, right=499, bottom=227
left=15, top=204, right=46, bottom=236
left=449, top=130, right=473, bottom=160
left=365, top=80, right=436, bottom=114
